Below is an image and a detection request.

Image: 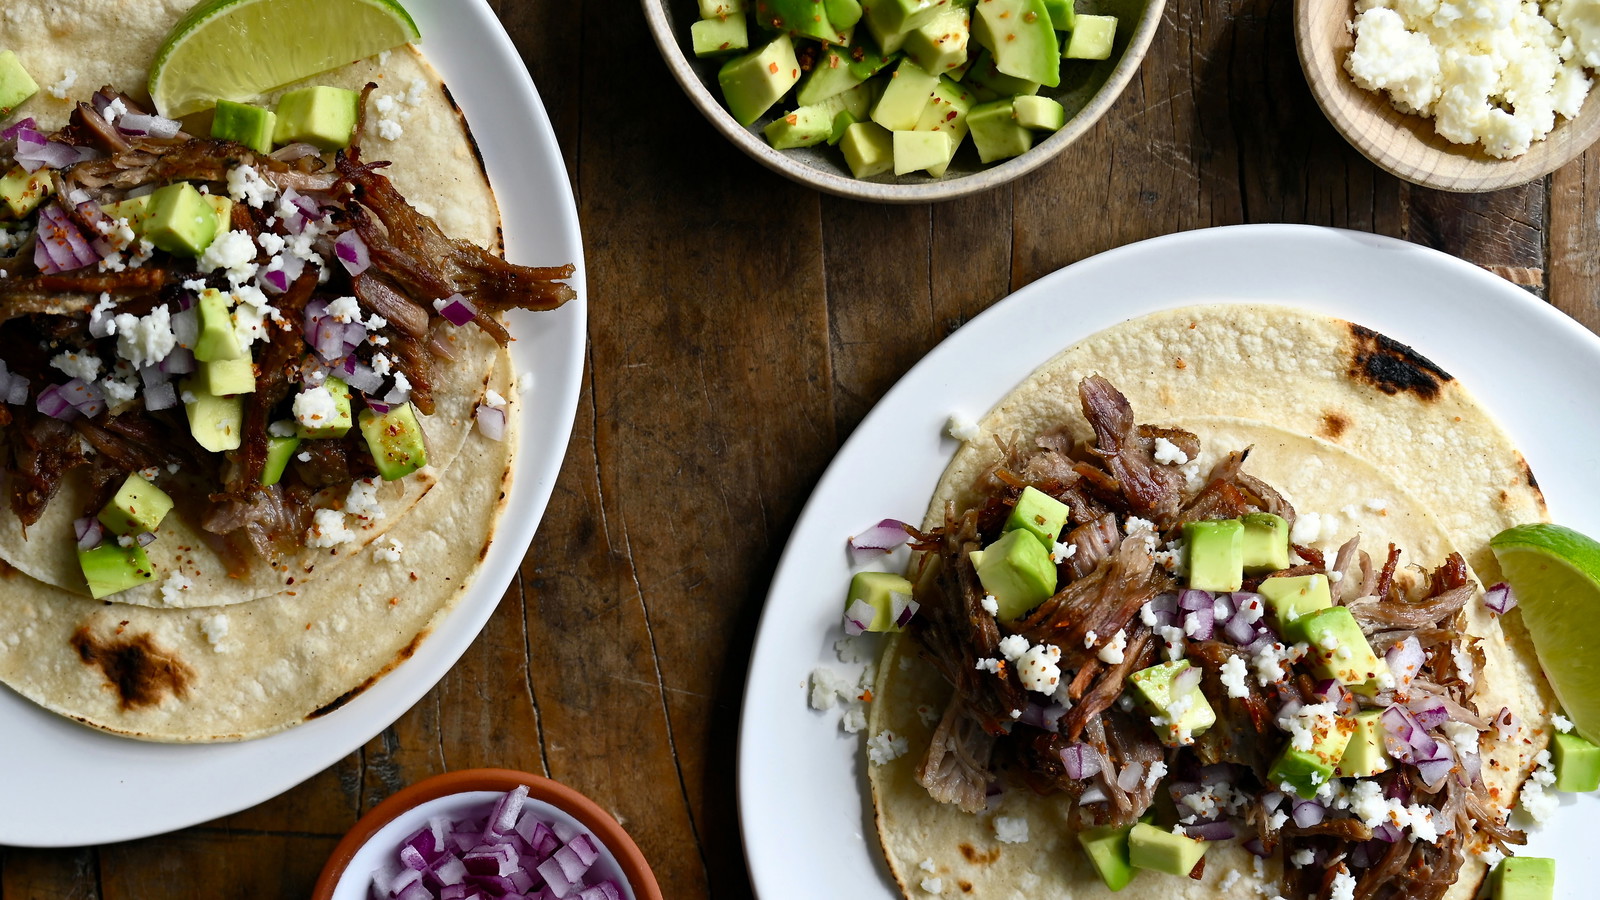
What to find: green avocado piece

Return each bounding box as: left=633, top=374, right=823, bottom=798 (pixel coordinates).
left=827, top=0, right=865, bottom=30
left=1299, top=606, right=1389, bottom=690
left=1258, top=573, right=1333, bottom=642
left=972, top=0, right=1060, bottom=87
left=295, top=376, right=353, bottom=439
left=204, top=194, right=235, bottom=236
left=97, top=473, right=175, bottom=536
left=1335, top=708, right=1392, bottom=777
left=692, top=13, right=750, bottom=56
left=964, top=48, right=1042, bottom=96
left=78, top=542, right=157, bottom=600
left=0, top=50, right=39, bottom=119
left=894, top=126, right=949, bottom=174
left=182, top=377, right=244, bottom=452
left=764, top=106, right=835, bottom=149
left=1127, top=822, right=1207, bottom=877
left=1128, top=660, right=1216, bottom=746
left=967, top=98, right=1034, bottom=163
left=202, top=355, right=256, bottom=396
left=1490, top=857, right=1555, bottom=900
left=273, top=86, right=361, bottom=150
left=753, top=0, right=849, bottom=43
left=211, top=99, right=278, bottom=154
left=913, top=75, right=974, bottom=175
left=1241, top=512, right=1292, bottom=573
left=840, top=121, right=895, bottom=177
left=194, top=288, right=243, bottom=362
left=1183, top=519, right=1243, bottom=592
left=0, top=165, right=52, bottom=219
left=1552, top=731, right=1600, bottom=792
left=904, top=5, right=971, bottom=75
left=845, top=570, right=917, bottom=632
left=1077, top=825, right=1138, bottom=891
left=871, top=58, right=940, bottom=130
left=861, top=0, right=945, bottom=53
left=1064, top=14, right=1117, bottom=59
left=718, top=34, right=803, bottom=127
left=973, top=529, right=1057, bottom=621
left=101, top=194, right=152, bottom=232
left=145, top=182, right=219, bottom=257
left=798, top=46, right=866, bottom=106
left=358, top=402, right=429, bottom=480
left=847, top=36, right=901, bottom=79
left=262, top=430, right=301, bottom=486
left=699, top=0, right=746, bottom=16
left=1004, top=486, right=1069, bottom=547
left=828, top=109, right=859, bottom=144
left=1269, top=714, right=1354, bottom=797
left=1011, top=94, right=1065, bottom=131
left=1043, top=0, right=1076, bottom=29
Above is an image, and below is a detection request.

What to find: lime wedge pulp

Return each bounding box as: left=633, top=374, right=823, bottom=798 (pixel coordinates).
left=1490, top=523, right=1600, bottom=745
left=148, top=0, right=421, bottom=118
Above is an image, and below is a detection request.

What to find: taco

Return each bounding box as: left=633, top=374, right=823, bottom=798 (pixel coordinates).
left=0, top=1, right=574, bottom=740
left=866, top=306, right=1550, bottom=900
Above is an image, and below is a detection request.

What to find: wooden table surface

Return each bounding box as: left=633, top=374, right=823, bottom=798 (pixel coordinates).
left=4, top=0, right=1599, bottom=897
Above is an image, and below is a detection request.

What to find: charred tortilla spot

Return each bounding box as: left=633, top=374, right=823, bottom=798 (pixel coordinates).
left=959, top=881, right=973, bottom=893
left=958, top=843, right=1000, bottom=865
left=1346, top=324, right=1453, bottom=400
left=1521, top=456, right=1539, bottom=490
left=1321, top=412, right=1349, bottom=440
left=70, top=624, right=193, bottom=710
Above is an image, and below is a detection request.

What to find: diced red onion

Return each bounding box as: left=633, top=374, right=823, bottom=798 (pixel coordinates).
left=1291, top=799, right=1325, bottom=827
left=342, top=361, right=383, bottom=395
left=1372, top=822, right=1402, bottom=842
left=891, top=592, right=919, bottom=628
left=1184, top=820, right=1237, bottom=841
left=383, top=376, right=409, bottom=405
left=436, top=293, right=478, bottom=327
left=74, top=516, right=105, bottom=551
left=1061, top=742, right=1101, bottom=780
left=392, top=875, right=429, bottom=900
left=16, top=132, right=84, bottom=172
left=117, top=112, right=181, bottom=139
left=33, top=204, right=99, bottom=273
left=1115, top=761, right=1144, bottom=792
left=428, top=854, right=468, bottom=887
left=335, top=229, right=370, bottom=275
left=1493, top=707, right=1516, bottom=741
left=290, top=190, right=322, bottom=221
left=1405, top=696, right=1448, bottom=731
left=142, top=378, right=177, bottom=411
left=135, top=531, right=157, bottom=547
left=58, top=378, right=105, bottom=418
left=1, top=117, right=37, bottom=142
left=398, top=844, right=429, bottom=871
left=366, top=398, right=393, bottom=416
left=843, top=598, right=874, bottom=636
left=1179, top=588, right=1214, bottom=611
left=1461, top=742, right=1483, bottom=784
left=271, top=141, right=321, bottom=161
left=261, top=266, right=291, bottom=293
left=1385, top=636, right=1424, bottom=697
left=1384, top=776, right=1412, bottom=804
left=487, top=785, right=528, bottom=837
left=1211, top=594, right=1235, bottom=623
left=1350, top=842, right=1373, bottom=868
left=577, top=884, right=623, bottom=900
left=1380, top=704, right=1438, bottom=763
left=472, top=403, right=505, bottom=442
left=1080, top=783, right=1108, bottom=805
left=159, top=346, right=197, bottom=376
left=1414, top=750, right=1454, bottom=789
left=1183, top=605, right=1214, bottom=640
left=35, top=384, right=80, bottom=420
left=1018, top=702, right=1067, bottom=733
left=1482, top=582, right=1517, bottom=615
left=1172, top=665, right=1203, bottom=697
left=1260, top=790, right=1284, bottom=813
left=849, top=518, right=912, bottom=563
left=1222, top=609, right=1256, bottom=644
left=1242, top=837, right=1269, bottom=857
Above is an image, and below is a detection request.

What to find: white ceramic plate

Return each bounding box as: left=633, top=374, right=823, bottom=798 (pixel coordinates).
left=0, top=0, right=585, bottom=847
left=738, top=224, right=1599, bottom=899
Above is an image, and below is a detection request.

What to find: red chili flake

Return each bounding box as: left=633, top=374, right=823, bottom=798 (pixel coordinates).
left=1024, top=11, right=1037, bottom=21
left=946, top=111, right=958, bottom=121
left=768, top=61, right=779, bottom=74
left=786, top=114, right=799, bottom=125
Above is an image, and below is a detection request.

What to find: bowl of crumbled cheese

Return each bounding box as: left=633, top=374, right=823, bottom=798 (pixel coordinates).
left=1297, top=0, right=1600, bottom=190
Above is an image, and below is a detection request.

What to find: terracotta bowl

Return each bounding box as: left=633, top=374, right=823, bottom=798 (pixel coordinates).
left=641, top=0, right=1168, bottom=203
left=312, top=768, right=663, bottom=900
left=1296, top=0, right=1600, bottom=192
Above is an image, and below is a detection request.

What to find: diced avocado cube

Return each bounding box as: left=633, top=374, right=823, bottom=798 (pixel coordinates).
left=972, top=0, right=1061, bottom=87
left=194, top=289, right=243, bottom=362
left=718, top=34, right=803, bottom=127
left=827, top=0, right=865, bottom=30
left=0, top=165, right=52, bottom=219
left=181, top=378, right=244, bottom=452
left=965, top=49, right=1042, bottom=96
left=840, top=121, right=895, bottom=177
left=1552, top=731, right=1600, bottom=792
left=101, top=194, right=151, bottom=233
left=1043, top=0, right=1077, bottom=30
left=273, top=86, right=361, bottom=150
left=813, top=81, right=874, bottom=120
left=1077, top=825, right=1138, bottom=891
left=848, top=40, right=901, bottom=80
left=145, top=182, right=219, bottom=257
left=202, top=355, right=256, bottom=396
left=913, top=76, right=973, bottom=176
left=871, top=58, right=940, bottom=130
left=78, top=542, right=156, bottom=600
left=862, top=0, right=945, bottom=50
left=764, top=106, right=835, bottom=149
left=1127, top=822, right=1207, bottom=877
left=1299, top=606, right=1389, bottom=690
left=699, top=0, right=746, bottom=16
left=1004, top=486, right=1070, bottom=547
left=904, top=5, right=971, bottom=75
left=1012, top=95, right=1065, bottom=131
left=262, top=430, right=301, bottom=486
left=1258, top=573, right=1333, bottom=642
left=1269, top=714, right=1354, bottom=797
left=973, top=529, right=1057, bottom=621
left=692, top=13, right=750, bottom=56
left=296, top=376, right=353, bottom=439
left=358, top=402, right=429, bottom=480
left=1128, top=660, right=1216, bottom=746
left=97, top=473, right=175, bottom=536
left=968, top=99, right=1034, bottom=163
left=753, top=0, right=847, bottom=43
left=204, top=193, right=235, bottom=236
left=798, top=47, right=866, bottom=106
left=893, top=129, right=950, bottom=175
left=844, top=570, right=917, bottom=632
left=0, top=50, right=38, bottom=118
left=828, top=110, right=858, bottom=144
left=1490, top=857, right=1555, bottom=900
left=1183, top=519, right=1243, bottom=593
left=1241, top=512, right=1292, bottom=573
left=1064, top=14, right=1117, bottom=60
left=1334, top=708, right=1392, bottom=778
left=211, top=99, right=277, bottom=154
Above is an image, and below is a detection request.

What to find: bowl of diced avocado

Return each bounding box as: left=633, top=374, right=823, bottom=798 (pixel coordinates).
left=641, top=0, right=1167, bottom=202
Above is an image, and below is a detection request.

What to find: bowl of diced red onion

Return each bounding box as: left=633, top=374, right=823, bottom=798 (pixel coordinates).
left=313, top=769, right=662, bottom=900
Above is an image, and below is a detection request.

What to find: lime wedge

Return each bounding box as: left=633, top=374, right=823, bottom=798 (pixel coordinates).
left=148, top=0, right=421, bottom=118
left=1491, top=523, right=1600, bottom=745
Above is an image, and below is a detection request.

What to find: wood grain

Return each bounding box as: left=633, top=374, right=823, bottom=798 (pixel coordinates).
left=4, top=0, right=1594, bottom=898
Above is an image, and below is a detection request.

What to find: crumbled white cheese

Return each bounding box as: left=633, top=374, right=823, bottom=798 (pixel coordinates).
left=199, top=230, right=260, bottom=286
left=1016, top=643, right=1062, bottom=694
left=1520, top=748, right=1560, bottom=823
left=344, top=478, right=385, bottom=522
left=1235, top=594, right=1264, bottom=625
left=1158, top=624, right=1186, bottom=661
left=374, top=537, right=404, bottom=563
left=867, top=730, right=910, bottom=764
left=199, top=613, right=229, bottom=651
left=1330, top=869, right=1357, bottom=900
left=920, top=878, right=943, bottom=894
left=377, top=118, right=404, bottom=141
left=1219, top=655, right=1250, bottom=698
left=981, top=593, right=999, bottom=616
left=993, top=816, right=1029, bottom=843
left=945, top=413, right=980, bottom=441
left=809, top=666, right=854, bottom=710
left=975, top=657, right=1002, bottom=674
left=1553, top=712, right=1574, bottom=733
left=1050, top=540, right=1075, bottom=563
left=50, top=350, right=102, bottom=383
left=1219, top=870, right=1242, bottom=891
left=160, top=571, right=194, bottom=605
left=1144, top=759, right=1168, bottom=789
left=483, top=388, right=508, bottom=410
left=1290, top=849, right=1315, bottom=867
left=257, top=231, right=286, bottom=256
left=226, top=164, right=279, bottom=209
left=294, top=386, right=341, bottom=431
left=1097, top=629, right=1128, bottom=665
left=1477, top=844, right=1506, bottom=868
left=306, top=507, right=356, bottom=548
left=517, top=372, right=535, bottom=394
left=1084, top=629, right=1099, bottom=649
left=1140, top=601, right=1160, bottom=627
left=48, top=69, right=77, bottom=99
left=842, top=706, right=867, bottom=733
left=371, top=353, right=394, bottom=377
left=998, top=634, right=1030, bottom=661
left=1253, top=642, right=1288, bottom=685
left=326, top=295, right=362, bottom=323
left=1152, top=436, right=1189, bottom=465
left=1279, top=702, right=1339, bottom=753
left=113, top=305, right=177, bottom=370
left=1125, top=516, right=1156, bottom=535
left=1441, top=720, right=1480, bottom=759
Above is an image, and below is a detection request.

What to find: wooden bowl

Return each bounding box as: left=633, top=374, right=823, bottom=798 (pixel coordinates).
left=642, top=0, right=1167, bottom=203
left=1296, top=0, right=1600, bottom=192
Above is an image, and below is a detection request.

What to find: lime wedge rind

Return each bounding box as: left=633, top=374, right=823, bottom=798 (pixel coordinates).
left=149, top=0, right=421, bottom=118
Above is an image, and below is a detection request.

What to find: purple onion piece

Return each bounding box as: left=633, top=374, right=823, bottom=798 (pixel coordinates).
left=1372, top=822, right=1402, bottom=843
left=1184, top=819, right=1237, bottom=842
left=1291, top=799, right=1326, bottom=828
left=890, top=592, right=919, bottom=628
left=842, top=598, right=873, bottom=636
left=437, top=293, right=478, bottom=327
left=335, top=229, right=371, bottom=276
left=849, top=518, right=912, bottom=563
left=135, top=531, right=156, bottom=547
left=1482, top=582, right=1517, bottom=615
left=1179, top=588, right=1214, bottom=611
left=1183, top=605, right=1214, bottom=640
left=1493, top=707, right=1516, bottom=741
left=0, top=117, right=38, bottom=142
left=74, top=517, right=105, bottom=551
